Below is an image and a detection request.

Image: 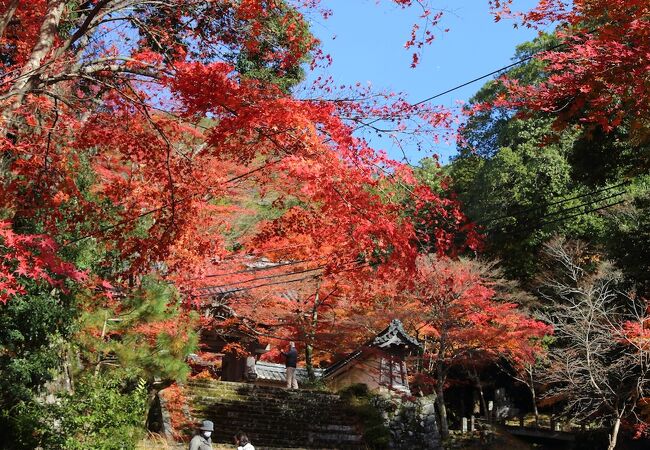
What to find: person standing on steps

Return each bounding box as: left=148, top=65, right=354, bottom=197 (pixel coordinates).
left=189, top=420, right=214, bottom=450
left=281, top=341, right=299, bottom=389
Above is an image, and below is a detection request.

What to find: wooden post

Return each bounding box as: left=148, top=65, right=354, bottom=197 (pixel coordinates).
left=462, top=417, right=468, bottom=434
left=519, top=415, right=525, bottom=428
left=550, top=416, right=556, bottom=431
left=470, top=415, right=476, bottom=432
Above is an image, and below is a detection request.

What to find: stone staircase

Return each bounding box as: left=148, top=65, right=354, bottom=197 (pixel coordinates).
left=184, top=380, right=365, bottom=449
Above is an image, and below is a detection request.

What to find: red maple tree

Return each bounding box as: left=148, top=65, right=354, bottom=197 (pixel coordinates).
left=0, top=0, right=477, bottom=298
left=405, top=256, right=550, bottom=438
left=493, top=0, right=649, bottom=131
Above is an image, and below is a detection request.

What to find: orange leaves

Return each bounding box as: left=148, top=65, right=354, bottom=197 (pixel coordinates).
left=412, top=256, right=551, bottom=369
left=494, top=0, right=650, bottom=130
left=159, top=384, right=191, bottom=440
left=222, top=342, right=249, bottom=358
left=132, top=316, right=192, bottom=346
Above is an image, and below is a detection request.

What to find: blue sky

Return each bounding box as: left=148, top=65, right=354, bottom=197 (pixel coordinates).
left=304, top=0, right=547, bottom=164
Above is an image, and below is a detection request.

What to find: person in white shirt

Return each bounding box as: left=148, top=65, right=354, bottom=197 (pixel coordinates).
left=235, top=431, right=255, bottom=450
left=244, top=354, right=258, bottom=381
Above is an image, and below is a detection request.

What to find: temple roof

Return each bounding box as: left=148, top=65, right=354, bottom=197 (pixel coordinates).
left=255, top=361, right=324, bottom=384
left=371, top=319, right=422, bottom=350
left=323, top=319, right=421, bottom=379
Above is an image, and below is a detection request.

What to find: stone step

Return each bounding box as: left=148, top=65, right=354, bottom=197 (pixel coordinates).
left=192, top=417, right=358, bottom=428
left=186, top=382, right=343, bottom=399
left=189, top=396, right=346, bottom=405
left=170, top=380, right=367, bottom=449
left=187, top=391, right=345, bottom=404
left=190, top=405, right=354, bottom=420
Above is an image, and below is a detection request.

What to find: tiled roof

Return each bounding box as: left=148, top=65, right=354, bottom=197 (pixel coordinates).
left=192, top=259, right=305, bottom=299
left=372, top=319, right=422, bottom=350
left=323, top=319, right=421, bottom=379
left=255, top=361, right=324, bottom=383
left=322, top=349, right=364, bottom=378
left=192, top=284, right=244, bottom=299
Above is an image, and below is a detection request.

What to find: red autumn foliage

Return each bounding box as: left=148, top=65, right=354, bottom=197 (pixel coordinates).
left=411, top=256, right=551, bottom=370
left=0, top=0, right=480, bottom=308
left=159, top=383, right=192, bottom=441
left=495, top=0, right=650, bottom=131
left=0, top=220, right=86, bottom=303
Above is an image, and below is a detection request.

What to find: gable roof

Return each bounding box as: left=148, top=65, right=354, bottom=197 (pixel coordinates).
left=372, top=319, right=422, bottom=350
left=323, top=319, right=421, bottom=379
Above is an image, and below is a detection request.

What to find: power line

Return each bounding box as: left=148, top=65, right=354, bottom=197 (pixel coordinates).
left=354, top=39, right=568, bottom=132
left=193, top=264, right=327, bottom=291
left=518, top=199, right=627, bottom=234
left=193, top=274, right=319, bottom=298
left=413, top=42, right=566, bottom=107
left=356, top=26, right=605, bottom=133
left=526, top=190, right=625, bottom=220
left=191, top=261, right=370, bottom=298
left=475, top=181, right=630, bottom=225
left=482, top=189, right=628, bottom=233
left=191, top=259, right=367, bottom=293
left=194, top=258, right=319, bottom=279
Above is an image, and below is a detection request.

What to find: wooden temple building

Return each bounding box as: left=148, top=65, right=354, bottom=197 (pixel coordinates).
left=191, top=318, right=422, bottom=395
left=323, top=319, right=422, bottom=394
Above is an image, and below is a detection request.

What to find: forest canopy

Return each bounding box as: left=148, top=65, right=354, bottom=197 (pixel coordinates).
left=0, top=1, right=648, bottom=449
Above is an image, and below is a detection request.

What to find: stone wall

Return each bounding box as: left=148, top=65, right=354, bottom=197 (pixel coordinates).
left=158, top=379, right=365, bottom=449
left=371, top=392, right=442, bottom=450
left=156, top=379, right=442, bottom=449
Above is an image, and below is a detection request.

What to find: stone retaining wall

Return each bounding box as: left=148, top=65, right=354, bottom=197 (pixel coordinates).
left=158, top=380, right=364, bottom=449
left=155, top=380, right=441, bottom=449
left=372, top=392, right=441, bottom=449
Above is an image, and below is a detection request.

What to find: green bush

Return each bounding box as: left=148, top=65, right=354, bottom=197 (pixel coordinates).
left=4, top=372, right=147, bottom=450
left=340, top=384, right=391, bottom=449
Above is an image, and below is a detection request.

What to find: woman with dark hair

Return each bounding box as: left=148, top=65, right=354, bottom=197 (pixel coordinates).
left=234, top=431, right=255, bottom=450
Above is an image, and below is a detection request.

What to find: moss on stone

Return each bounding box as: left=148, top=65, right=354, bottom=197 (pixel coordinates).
left=339, top=384, right=391, bottom=449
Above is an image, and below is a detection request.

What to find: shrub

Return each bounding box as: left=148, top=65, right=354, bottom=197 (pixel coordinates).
left=6, top=372, right=147, bottom=450
left=340, top=384, right=391, bottom=449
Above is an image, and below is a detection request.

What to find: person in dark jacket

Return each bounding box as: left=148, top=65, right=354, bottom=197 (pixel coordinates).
left=189, top=420, right=214, bottom=450
left=281, top=341, right=299, bottom=389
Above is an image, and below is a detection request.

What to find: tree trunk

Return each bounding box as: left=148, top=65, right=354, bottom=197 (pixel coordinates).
left=304, top=285, right=321, bottom=382
left=436, top=367, right=449, bottom=439
left=4, top=0, right=65, bottom=113
left=471, top=368, right=489, bottom=419
left=436, top=383, right=449, bottom=439
left=0, top=0, right=19, bottom=39
left=607, top=416, right=621, bottom=450
left=526, top=365, right=539, bottom=426
left=305, top=343, right=315, bottom=381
